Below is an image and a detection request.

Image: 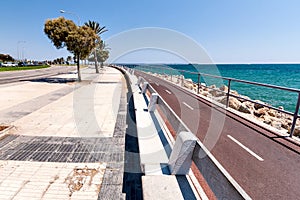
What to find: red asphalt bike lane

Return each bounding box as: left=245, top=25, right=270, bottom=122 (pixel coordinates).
left=135, top=71, right=300, bottom=200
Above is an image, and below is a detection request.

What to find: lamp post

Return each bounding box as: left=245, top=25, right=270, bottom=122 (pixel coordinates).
left=22, top=47, right=25, bottom=61
left=60, top=10, right=81, bottom=25
left=17, top=41, right=26, bottom=61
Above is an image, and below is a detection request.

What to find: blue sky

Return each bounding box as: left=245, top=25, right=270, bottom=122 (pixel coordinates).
left=1, top=0, right=300, bottom=63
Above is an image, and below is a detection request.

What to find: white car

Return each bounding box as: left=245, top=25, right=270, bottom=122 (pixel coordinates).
left=2, top=62, right=17, bottom=67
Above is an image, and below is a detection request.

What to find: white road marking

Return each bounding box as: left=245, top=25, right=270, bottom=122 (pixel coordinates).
left=155, top=83, right=160, bottom=86
left=165, top=89, right=172, bottom=94
left=227, top=135, right=264, bottom=161
left=183, top=102, right=194, bottom=110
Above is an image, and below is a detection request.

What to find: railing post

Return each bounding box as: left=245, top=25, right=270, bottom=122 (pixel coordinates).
left=226, top=79, right=232, bottom=108
left=290, top=92, right=300, bottom=137
left=197, top=73, right=201, bottom=94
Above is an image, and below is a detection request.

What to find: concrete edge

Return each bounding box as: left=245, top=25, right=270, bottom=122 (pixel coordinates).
left=119, top=67, right=203, bottom=199
left=0, top=125, right=15, bottom=140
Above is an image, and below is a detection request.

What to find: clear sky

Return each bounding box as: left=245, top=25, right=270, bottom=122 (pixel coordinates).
left=1, top=0, right=300, bottom=63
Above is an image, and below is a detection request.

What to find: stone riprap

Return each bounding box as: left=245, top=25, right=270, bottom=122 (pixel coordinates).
left=149, top=72, right=300, bottom=137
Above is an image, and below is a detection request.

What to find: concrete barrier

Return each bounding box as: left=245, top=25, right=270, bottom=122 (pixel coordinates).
left=142, top=82, right=149, bottom=94
left=148, top=93, right=159, bottom=112
left=168, top=131, right=197, bottom=175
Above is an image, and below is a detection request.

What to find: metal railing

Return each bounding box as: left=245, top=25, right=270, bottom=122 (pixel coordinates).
left=135, top=73, right=251, bottom=199
left=130, top=65, right=300, bottom=137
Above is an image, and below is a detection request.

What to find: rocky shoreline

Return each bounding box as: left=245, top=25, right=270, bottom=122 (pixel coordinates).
left=149, top=72, right=300, bottom=137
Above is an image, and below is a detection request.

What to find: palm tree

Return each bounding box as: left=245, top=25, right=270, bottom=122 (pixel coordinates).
left=84, top=20, right=107, bottom=73
left=97, top=40, right=110, bottom=68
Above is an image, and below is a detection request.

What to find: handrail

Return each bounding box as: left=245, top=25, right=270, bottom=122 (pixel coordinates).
left=129, top=65, right=300, bottom=137
left=135, top=65, right=300, bottom=92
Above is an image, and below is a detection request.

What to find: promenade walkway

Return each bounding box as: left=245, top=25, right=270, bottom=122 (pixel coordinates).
left=0, top=67, right=127, bottom=199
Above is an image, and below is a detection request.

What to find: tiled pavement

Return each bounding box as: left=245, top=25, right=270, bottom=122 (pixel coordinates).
left=0, top=67, right=128, bottom=200
left=0, top=135, right=124, bottom=163
left=0, top=161, right=107, bottom=200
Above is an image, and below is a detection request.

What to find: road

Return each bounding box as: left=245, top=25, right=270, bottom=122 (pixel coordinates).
left=0, top=65, right=76, bottom=84
left=136, top=71, right=300, bottom=200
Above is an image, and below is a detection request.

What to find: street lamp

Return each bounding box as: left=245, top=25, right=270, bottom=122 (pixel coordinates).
left=17, top=41, right=26, bottom=61
left=22, top=47, right=25, bottom=61
left=60, top=10, right=81, bottom=25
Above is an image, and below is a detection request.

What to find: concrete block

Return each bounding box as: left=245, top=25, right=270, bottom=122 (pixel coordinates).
left=148, top=93, right=158, bottom=112
left=142, top=175, right=184, bottom=200
left=138, top=76, right=143, bottom=85
left=168, top=131, right=197, bottom=175
left=142, top=82, right=149, bottom=94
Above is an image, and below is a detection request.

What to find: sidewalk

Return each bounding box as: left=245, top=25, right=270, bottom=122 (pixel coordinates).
left=0, top=67, right=127, bottom=199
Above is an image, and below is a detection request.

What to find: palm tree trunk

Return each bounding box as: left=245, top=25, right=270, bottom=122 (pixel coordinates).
left=94, top=49, right=99, bottom=73
left=76, top=53, right=81, bottom=82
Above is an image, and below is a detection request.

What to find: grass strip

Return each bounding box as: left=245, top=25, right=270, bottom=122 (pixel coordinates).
left=0, top=65, right=50, bottom=72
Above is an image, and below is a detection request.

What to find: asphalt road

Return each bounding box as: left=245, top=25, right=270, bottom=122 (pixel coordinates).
left=136, top=71, right=300, bottom=200
left=0, top=65, right=76, bottom=84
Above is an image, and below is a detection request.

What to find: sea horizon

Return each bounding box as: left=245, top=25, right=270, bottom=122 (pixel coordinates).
left=122, top=63, right=300, bottom=113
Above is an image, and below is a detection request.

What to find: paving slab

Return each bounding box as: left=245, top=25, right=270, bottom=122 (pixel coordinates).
left=0, top=161, right=106, bottom=200
left=7, top=67, right=122, bottom=138
left=0, top=66, right=128, bottom=199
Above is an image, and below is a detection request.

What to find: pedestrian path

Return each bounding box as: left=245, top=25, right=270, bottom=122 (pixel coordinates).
left=4, top=67, right=123, bottom=138
left=0, top=66, right=127, bottom=199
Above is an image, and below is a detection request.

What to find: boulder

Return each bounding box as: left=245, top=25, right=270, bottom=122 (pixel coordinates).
left=202, top=91, right=209, bottom=97
left=254, top=111, right=264, bottom=118
left=238, top=103, right=252, bottom=114
left=293, top=126, right=300, bottom=137
left=219, top=85, right=228, bottom=92
left=220, top=97, right=241, bottom=110
left=271, top=120, right=282, bottom=130
left=254, top=100, right=265, bottom=110
left=184, top=83, right=194, bottom=90
left=209, top=89, right=224, bottom=97
left=254, top=108, right=269, bottom=118
left=281, top=122, right=289, bottom=130
left=268, top=110, right=277, bottom=117
left=230, top=90, right=239, bottom=96
left=185, top=78, right=193, bottom=84
left=209, top=85, right=217, bottom=89
left=239, top=95, right=251, bottom=103
left=263, top=117, right=272, bottom=125
left=244, top=101, right=255, bottom=110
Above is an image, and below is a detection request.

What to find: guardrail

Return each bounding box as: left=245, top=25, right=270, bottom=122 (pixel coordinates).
left=129, top=65, right=300, bottom=137
left=135, top=72, right=251, bottom=200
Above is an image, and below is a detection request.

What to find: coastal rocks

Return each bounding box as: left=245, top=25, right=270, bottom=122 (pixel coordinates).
left=254, top=108, right=267, bottom=117
left=219, top=85, right=228, bottom=92
left=293, top=126, right=300, bottom=136
left=209, top=89, right=224, bottom=97
left=148, top=71, right=300, bottom=137
left=219, top=97, right=241, bottom=110
left=238, top=103, right=252, bottom=114
left=254, top=100, right=265, bottom=110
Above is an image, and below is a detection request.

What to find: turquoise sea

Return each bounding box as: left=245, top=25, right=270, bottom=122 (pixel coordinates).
left=124, top=64, right=300, bottom=113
